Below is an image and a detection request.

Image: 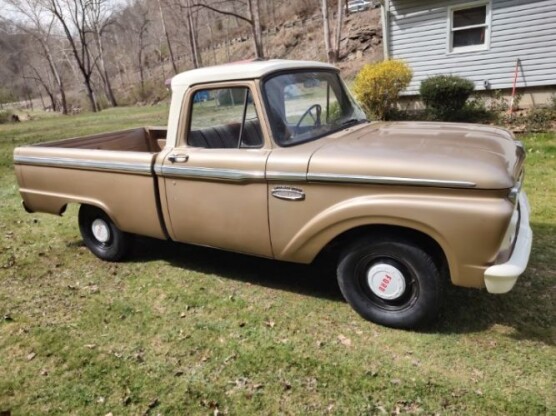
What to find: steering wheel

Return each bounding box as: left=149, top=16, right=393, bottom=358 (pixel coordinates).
left=295, top=104, right=322, bottom=131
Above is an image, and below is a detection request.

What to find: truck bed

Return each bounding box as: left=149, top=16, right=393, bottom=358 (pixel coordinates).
left=37, top=127, right=167, bottom=152
left=13, top=127, right=168, bottom=240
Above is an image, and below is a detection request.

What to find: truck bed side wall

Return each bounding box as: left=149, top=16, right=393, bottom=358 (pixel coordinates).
left=38, top=127, right=166, bottom=153
left=14, top=146, right=166, bottom=240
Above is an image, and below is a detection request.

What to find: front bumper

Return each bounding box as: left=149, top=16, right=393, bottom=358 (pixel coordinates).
left=484, top=193, right=533, bottom=294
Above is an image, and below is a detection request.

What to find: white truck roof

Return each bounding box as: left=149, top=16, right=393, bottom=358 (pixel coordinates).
left=171, top=59, right=337, bottom=89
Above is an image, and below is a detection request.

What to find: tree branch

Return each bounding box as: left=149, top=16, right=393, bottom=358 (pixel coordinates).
left=190, top=3, right=252, bottom=25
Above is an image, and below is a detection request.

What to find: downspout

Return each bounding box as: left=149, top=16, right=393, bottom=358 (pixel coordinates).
left=381, top=0, right=390, bottom=59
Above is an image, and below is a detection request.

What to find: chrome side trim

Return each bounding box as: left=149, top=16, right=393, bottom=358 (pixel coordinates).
left=16, top=155, right=477, bottom=188
left=307, top=173, right=477, bottom=188
left=160, top=165, right=265, bottom=182
left=14, top=155, right=152, bottom=176
left=266, top=171, right=475, bottom=188
left=266, top=171, right=307, bottom=181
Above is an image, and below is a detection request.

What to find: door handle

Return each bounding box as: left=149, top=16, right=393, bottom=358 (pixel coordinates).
left=168, top=154, right=189, bottom=163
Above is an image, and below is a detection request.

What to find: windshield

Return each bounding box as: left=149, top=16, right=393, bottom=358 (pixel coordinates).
left=263, top=70, right=367, bottom=146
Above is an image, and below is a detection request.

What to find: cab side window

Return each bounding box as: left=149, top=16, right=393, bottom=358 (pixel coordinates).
left=187, top=87, right=263, bottom=149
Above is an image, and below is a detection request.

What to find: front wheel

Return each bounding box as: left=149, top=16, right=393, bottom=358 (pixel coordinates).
left=337, top=237, right=443, bottom=329
left=78, top=205, right=130, bottom=262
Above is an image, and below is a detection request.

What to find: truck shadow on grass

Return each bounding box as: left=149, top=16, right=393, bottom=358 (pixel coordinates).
left=114, top=221, right=554, bottom=344
left=129, top=236, right=344, bottom=303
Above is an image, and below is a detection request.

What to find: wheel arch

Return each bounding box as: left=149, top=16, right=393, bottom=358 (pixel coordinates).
left=57, top=199, right=122, bottom=229
left=319, top=224, right=450, bottom=280
left=280, top=219, right=455, bottom=284
left=75, top=201, right=120, bottom=226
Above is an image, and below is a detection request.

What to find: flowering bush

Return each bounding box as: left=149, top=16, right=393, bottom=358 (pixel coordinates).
left=353, top=60, right=413, bottom=120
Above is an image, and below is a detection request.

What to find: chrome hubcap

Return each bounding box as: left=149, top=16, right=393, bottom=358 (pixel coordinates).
left=91, top=219, right=110, bottom=243
left=367, top=263, right=406, bottom=300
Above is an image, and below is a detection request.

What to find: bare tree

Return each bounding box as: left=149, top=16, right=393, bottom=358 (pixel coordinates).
left=5, top=0, right=69, bottom=114
left=321, top=0, right=331, bottom=61
left=157, top=0, right=179, bottom=74
left=320, top=0, right=344, bottom=63
left=169, top=0, right=202, bottom=68
left=248, top=0, right=263, bottom=59
left=192, top=0, right=264, bottom=59
left=85, top=0, right=118, bottom=106
left=333, top=0, right=344, bottom=62
left=42, top=0, right=101, bottom=111
left=125, top=1, right=150, bottom=95
left=26, top=61, right=57, bottom=110
left=186, top=0, right=202, bottom=68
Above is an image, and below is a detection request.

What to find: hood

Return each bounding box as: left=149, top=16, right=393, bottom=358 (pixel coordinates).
left=307, top=121, right=525, bottom=189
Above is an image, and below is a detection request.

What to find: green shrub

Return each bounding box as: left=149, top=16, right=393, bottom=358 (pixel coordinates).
left=454, top=97, right=497, bottom=124
left=420, top=75, right=475, bottom=121
left=387, top=101, right=496, bottom=124
left=353, top=60, right=413, bottom=120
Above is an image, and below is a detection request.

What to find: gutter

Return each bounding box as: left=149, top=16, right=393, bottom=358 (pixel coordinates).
left=380, top=0, right=390, bottom=59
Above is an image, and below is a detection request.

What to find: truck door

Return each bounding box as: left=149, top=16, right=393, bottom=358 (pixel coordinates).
left=160, top=84, right=272, bottom=257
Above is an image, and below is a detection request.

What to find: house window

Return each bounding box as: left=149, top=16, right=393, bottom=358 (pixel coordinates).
left=449, top=2, right=491, bottom=52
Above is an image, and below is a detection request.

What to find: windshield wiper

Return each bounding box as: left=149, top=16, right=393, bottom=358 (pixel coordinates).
left=340, top=118, right=363, bottom=128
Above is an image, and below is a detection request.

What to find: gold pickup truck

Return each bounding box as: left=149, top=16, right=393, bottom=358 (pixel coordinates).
left=13, top=60, right=532, bottom=329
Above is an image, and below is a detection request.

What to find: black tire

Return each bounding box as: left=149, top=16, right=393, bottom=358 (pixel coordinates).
left=78, top=205, right=130, bottom=262
left=337, top=236, right=443, bottom=329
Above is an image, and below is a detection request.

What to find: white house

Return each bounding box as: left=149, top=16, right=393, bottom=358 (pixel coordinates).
left=381, top=0, right=556, bottom=106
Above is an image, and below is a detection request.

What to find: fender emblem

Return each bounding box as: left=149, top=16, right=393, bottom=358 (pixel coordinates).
left=271, top=186, right=305, bottom=201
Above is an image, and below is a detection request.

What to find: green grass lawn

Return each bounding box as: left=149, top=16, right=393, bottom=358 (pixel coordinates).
left=1, top=107, right=554, bottom=415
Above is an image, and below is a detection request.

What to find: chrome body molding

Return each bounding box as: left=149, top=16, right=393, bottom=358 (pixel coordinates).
left=15, top=156, right=476, bottom=188
left=159, top=165, right=265, bottom=182
left=266, top=171, right=307, bottom=181
left=271, top=186, right=305, bottom=201
left=307, top=173, right=477, bottom=188
left=13, top=155, right=152, bottom=176
left=266, top=171, right=475, bottom=188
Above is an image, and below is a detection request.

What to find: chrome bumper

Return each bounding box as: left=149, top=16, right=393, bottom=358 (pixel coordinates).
left=484, top=193, right=533, bottom=294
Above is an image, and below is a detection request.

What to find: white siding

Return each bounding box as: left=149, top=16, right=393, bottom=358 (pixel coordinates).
left=388, top=0, right=556, bottom=94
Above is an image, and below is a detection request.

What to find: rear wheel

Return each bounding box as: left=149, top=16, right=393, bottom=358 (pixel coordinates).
left=78, top=205, right=130, bottom=262
left=337, top=236, right=442, bottom=329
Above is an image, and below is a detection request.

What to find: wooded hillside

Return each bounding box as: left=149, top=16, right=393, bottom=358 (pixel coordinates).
left=0, top=0, right=382, bottom=113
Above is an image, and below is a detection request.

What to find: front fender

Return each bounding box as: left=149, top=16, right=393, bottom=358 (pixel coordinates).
left=276, top=193, right=512, bottom=288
